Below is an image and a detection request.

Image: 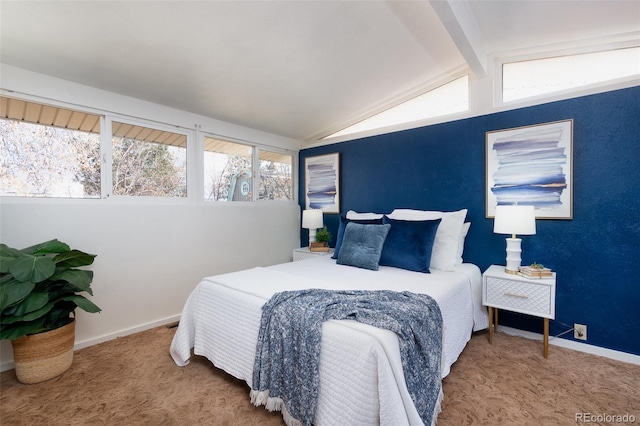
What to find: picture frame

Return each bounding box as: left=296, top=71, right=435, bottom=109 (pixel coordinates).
left=486, top=119, right=573, bottom=219
left=305, top=153, right=340, bottom=213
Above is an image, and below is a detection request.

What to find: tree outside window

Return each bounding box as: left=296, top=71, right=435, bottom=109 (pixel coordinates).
left=111, top=121, right=187, bottom=197
left=259, top=150, right=293, bottom=201
left=0, top=118, right=101, bottom=198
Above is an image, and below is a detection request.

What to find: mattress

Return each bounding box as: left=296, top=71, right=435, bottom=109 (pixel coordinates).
left=170, top=255, right=488, bottom=425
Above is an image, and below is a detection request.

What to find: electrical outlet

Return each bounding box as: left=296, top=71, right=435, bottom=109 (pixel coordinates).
left=574, top=324, right=587, bottom=341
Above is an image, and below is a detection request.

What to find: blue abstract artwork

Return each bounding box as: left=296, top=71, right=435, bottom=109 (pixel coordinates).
left=305, top=153, right=340, bottom=213
left=486, top=120, right=572, bottom=219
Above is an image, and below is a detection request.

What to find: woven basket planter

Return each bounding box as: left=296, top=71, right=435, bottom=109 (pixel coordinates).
left=11, top=319, right=76, bottom=384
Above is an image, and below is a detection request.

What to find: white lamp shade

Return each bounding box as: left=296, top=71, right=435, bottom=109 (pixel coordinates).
left=493, top=205, right=536, bottom=236
left=302, top=209, right=323, bottom=229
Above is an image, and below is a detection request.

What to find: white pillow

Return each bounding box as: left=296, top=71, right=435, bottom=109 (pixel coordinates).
left=346, top=210, right=384, bottom=220
left=387, top=209, right=468, bottom=271
left=456, top=222, right=471, bottom=265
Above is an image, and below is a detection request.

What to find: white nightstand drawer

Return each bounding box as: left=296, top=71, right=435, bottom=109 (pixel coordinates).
left=485, top=277, right=552, bottom=317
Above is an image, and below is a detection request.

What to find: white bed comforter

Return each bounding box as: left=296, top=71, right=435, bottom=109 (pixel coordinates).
left=170, top=256, right=488, bottom=426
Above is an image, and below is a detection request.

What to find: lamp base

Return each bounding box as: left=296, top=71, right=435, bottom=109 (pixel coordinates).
left=309, top=229, right=317, bottom=244
left=504, top=237, right=522, bottom=274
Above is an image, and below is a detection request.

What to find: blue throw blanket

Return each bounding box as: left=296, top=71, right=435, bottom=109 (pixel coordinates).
left=251, top=289, right=443, bottom=426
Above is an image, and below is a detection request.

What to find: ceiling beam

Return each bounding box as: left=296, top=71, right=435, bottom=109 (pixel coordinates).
left=429, top=0, right=488, bottom=78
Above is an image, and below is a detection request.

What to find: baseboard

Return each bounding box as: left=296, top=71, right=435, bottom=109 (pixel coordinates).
left=0, top=314, right=181, bottom=373
left=73, top=315, right=182, bottom=350
left=499, top=325, right=640, bottom=366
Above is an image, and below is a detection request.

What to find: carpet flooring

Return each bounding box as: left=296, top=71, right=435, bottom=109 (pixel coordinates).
left=1, top=325, right=639, bottom=425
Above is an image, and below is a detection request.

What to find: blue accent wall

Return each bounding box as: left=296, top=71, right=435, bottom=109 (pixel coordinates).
left=299, top=86, right=640, bottom=356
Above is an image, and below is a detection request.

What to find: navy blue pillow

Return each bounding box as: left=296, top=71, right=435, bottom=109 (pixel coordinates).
left=337, top=222, right=391, bottom=271
left=379, top=217, right=442, bottom=273
left=331, top=215, right=384, bottom=259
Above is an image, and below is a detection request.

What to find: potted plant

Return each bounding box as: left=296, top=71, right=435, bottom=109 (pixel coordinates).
left=310, top=226, right=332, bottom=252
left=0, top=239, right=101, bottom=383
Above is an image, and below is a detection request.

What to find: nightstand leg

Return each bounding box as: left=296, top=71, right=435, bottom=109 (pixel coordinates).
left=488, top=307, right=493, bottom=343
left=543, top=318, right=549, bottom=358
left=494, top=308, right=499, bottom=333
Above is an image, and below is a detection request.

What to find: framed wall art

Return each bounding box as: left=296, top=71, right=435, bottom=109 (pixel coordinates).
left=486, top=119, right=573, bottom=219
left=305, top=153, right=340, bottom=213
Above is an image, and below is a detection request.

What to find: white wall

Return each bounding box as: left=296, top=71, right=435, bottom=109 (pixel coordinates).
left=0, top=200, right=300, bottom=368
left=0, top=65, right=302, bottom=369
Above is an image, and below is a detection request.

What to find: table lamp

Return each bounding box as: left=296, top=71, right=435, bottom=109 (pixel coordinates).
left=302, top=209, right=324, bottom=243
left=493, top=205, right=536, bottom=274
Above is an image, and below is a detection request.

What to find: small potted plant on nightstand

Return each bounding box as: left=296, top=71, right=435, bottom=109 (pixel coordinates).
left=310, top=226, right=332, bottom=252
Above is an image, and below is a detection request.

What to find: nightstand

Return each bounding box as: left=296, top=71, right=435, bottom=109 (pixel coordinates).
left=293, top=247, right=334, bottom=262
left=482, top=264, right=556, bottom=358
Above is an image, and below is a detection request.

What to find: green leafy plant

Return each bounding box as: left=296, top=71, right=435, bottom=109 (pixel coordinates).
left=0, top=239, right=101, bottom=341
left=314, top=227, right=332, bottom=244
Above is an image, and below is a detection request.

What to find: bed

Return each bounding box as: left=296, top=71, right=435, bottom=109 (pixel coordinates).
left=170, top=209, right=489, bottom=425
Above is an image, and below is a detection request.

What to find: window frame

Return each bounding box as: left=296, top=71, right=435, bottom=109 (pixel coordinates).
left=0, top=97, right=103, bottom=200
left=256, top=147, right=296, bottom=203
left=0, top=93, right=297, bottom=205
left=494, top=43, right=640, bottom=108
left=325, top=73, right=470, bottom=140
left=105, top=116, right=192, bottom=201
left=199, top=131, right=297, bottom=204
left=201, top=132, right=255, bottom=204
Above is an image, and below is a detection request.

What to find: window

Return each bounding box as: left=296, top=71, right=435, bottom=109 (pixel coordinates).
left=502, top=47, right=640, bottom=102
left=1, top=96, right=295, bottom=203
left=203, top=136, right=253, bottom=201
left=259, top=150, right=293, bottom=201
left=327, top=75, right=469, bottom=139
left=0, top=97, right=101, bottom=198
left=111, top=121, right=187, bottom=197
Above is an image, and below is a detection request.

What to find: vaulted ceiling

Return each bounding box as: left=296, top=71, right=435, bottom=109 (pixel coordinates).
left=1, top=1, right=638, bottom=143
